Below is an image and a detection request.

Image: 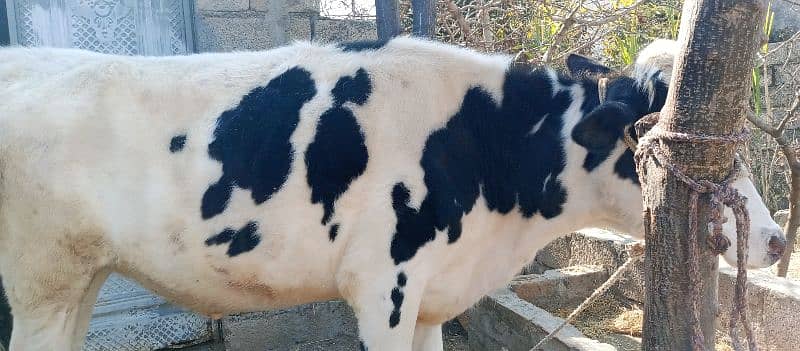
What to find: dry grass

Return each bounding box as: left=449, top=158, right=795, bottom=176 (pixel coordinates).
left=548, top=295, right=636, bottom=340
left=546, top=296, right=736, bottom=351
left=715, top=330, right=735, bottom=351
left=608, top=307, right=643, bottom=337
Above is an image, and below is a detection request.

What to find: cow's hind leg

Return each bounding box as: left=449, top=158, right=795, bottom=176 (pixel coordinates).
left=9, top=272, right=109, bottom=351
left=69, top=269, right=111, bottom=345
left=1, top=232, right=112, bottom=351
left=412, top=323, right=443, bottom=351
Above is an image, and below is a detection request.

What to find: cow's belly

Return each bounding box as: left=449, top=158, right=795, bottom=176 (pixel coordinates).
left=96, top=158, right=349, bottom=316
left=109, top=199, right=345, bottom=316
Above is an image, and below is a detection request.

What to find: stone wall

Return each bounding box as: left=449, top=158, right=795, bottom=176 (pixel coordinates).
left=193, top=0, right=377, bottom=52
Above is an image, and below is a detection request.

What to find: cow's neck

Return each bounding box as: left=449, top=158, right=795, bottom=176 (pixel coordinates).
left=499, top=66, right=633, bottom=239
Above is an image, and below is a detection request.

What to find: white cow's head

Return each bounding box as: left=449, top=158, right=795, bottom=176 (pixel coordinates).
left=567, top=39, right=786, bottom=269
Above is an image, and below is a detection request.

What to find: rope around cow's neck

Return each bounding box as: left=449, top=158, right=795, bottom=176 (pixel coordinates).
left=634, top=112, right=755, bottom=351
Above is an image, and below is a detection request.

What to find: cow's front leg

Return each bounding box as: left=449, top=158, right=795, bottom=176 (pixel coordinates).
left=412, top=323, right=443, bottom=351
left=342, top=269, right=421, bottom=351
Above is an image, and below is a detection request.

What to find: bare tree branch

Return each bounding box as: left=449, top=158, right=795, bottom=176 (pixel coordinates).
left=777, top=91, right=800, bottom=134
left=542, top=0, right=585, bottom=63
left=445, top=0, right=472, bottom=44
left=767, top=30, right=800, bottom=56
left=572, top=0, right=651, bottom=26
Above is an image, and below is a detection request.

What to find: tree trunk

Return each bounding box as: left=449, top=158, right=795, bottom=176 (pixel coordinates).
left=412, top=0, right=436, bottom=38
left=376, top=0, right=401, bottom=40
left=777, top=170, right=800, bottom=276
left=641, top=0, right=767, bottom=350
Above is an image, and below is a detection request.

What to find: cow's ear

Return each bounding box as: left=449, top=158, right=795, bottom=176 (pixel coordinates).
left=571, top=101, right=637, bottom=151
left=566, top=54, right=612, bottom=77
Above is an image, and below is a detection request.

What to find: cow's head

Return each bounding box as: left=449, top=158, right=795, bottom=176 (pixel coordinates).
left=567, top=39, right=786, bottom=269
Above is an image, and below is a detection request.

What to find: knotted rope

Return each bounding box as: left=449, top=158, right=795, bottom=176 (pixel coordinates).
left=634, top=112, right=756, bottom=351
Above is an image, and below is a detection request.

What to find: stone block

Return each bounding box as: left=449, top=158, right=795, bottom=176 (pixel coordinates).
left=466, top=289, right=615, bottom=351
left=194, top=12, right=311, bottom=52
left=313, top=18, right=377, bottom=44
left=598, top=334, right=641, bottom=351
left=195, top=12, right=275, bottom=52
left=221, top=300, right=357, bottom=350
left=287, top=14, right=313, bottom=43
left=718, top=267, right=800, bottom=351
left=532, top=229, right=647, bottom=303
left=521, top=260, right=551, bottom=275
left=250, top=0, right=320, bottom=13
left=510, top=265, right=608, bottom=311
left=533, top=234, right=574, bottom=270
left=614, top=257, right=645, bottom=303
left=196, top=0, right=249, bottom=12
left=534, top=229, right=633, bottom=271
left=250, top=0, right=268, bottom=12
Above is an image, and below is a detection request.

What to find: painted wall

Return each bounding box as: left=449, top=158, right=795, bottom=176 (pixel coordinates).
left=1, top=0, right=9, bottom=46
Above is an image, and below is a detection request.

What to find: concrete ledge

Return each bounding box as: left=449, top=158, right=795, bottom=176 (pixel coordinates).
left=534, top=230, right=800, bottom=351
left=465, top=289, right=615, bottom=351
left=511, top=265, right=608, bottom=311
left=532, top=229, right=644, bottom=303
left=718, top=267, right=800, bottom=350
left=533, top=229, right=633, bottom=271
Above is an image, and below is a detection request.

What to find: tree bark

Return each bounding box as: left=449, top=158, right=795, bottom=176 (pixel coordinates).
left=777, top=170, right=800, bottom=276
left=412, top=0, right=436, bottom=38
left=376, top=0, right=401, bottom=40
left=641, top=1, right=767, bottom=350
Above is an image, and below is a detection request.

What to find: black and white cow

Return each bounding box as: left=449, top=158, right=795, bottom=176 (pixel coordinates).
left=0, top=38, right=785, bottom=350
